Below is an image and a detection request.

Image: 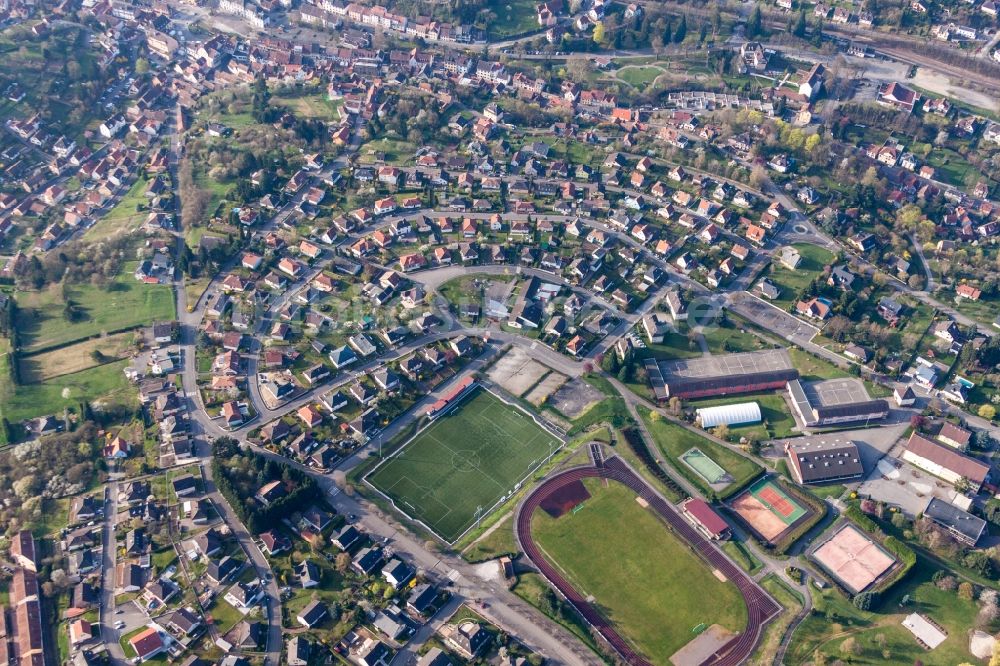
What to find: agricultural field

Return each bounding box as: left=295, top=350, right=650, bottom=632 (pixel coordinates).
left=13, top=263, right=174, bottom=353
left=18, top=331, right=135, bottom=383
left=0, top=359, right=133, bottom=423
left=530, top=478, right=748, bottom=663
left=367, top=387, right=561, bottom=542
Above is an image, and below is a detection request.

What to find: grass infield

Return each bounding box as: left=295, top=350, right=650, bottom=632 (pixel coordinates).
left=531, top=478, right=748, bottom=663
left=367, top=387, right=561, bottom=542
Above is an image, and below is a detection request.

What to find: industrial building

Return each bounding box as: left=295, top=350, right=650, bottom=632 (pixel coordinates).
left=696, top=402, right=762, bottom=428
left=902, top=433, right=990, bottom=492
left=787, top=378, right=889, bottom=427
left=646, top=349, right=798, bottom=401
left=783, top=436, right=864, bottom=484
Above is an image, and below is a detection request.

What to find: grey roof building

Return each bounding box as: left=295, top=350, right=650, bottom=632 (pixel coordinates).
left=783, top=436, right=864, bottom=484
left=924, top=497, right=986, bottom=546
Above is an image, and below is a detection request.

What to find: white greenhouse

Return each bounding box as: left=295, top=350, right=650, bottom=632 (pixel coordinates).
left=696, top=402, right=762, bottom=428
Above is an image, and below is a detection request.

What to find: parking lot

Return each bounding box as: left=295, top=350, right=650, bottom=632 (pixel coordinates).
left=729, top=293, right=819, bottom=345
left=857, top=455, right=963, bottom=516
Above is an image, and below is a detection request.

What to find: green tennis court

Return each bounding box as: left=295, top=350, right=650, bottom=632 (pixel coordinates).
left=680, top=447, right=728, bottom=484
left=749, top=478, right=807, bottom=524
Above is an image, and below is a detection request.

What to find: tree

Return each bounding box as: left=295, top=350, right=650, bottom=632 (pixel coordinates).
left=592, top=22, right=605, bottom=44
left=673, top=15, right=687, bottom=43
left=747, top=4, right=763, bottom=38
left=853, top=591, right=877, bottom=610
left=793, top=10, right=807, bottom=37
left=978, top=404, right=996, bottom=421
left=805, top=133, right=822, bottom=153
left=958, top=581, right=974, bottom=600
left=840, top=636, right=862, bottom=659
left=954, top=476, right=971, bottom=494
left=712, top=424, right=730, bottom=441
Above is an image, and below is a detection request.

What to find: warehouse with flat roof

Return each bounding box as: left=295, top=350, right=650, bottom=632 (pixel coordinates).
left=788, top=378, right=889, bottom=428
left=646, top=349, right=799, bottom=401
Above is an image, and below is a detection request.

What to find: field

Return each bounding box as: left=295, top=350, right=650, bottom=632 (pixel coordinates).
left=953, top=293, right=1000, bottom=327
left=275, top=91, right=343, bottom=120
left=358, top=138, right=418, bottom=165
left=616, top=65, right=664, bottom=88
left=638, top=407, right=762, bottom=499
left=530, top=478, right=748, bottom=663
left=767, top=243, right=837, bottom=309
left=18, top=332, right=134, bottom=383
left=14, top=264, right=174, bottom=353
left=730, top=478, right=809, bottom=543
left=81, top=175, right=151, bottom=241
left=812, top=524, right=897, bottom=594
left=484, top=0, right=539, bottom=38
left=367, top=387, right=561, bottom=542
left=0, top=360, right=133, bottom=423
left=786, top=561, right=988, bottom=665
left=681, top=447, right=728, bottom=484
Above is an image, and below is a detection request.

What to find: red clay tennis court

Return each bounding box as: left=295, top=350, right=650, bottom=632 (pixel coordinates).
left=758, top=486, right=796, bottom=518
left=812, top=524, right=897, bottom=594
left=731, top=478, right=809, bottom=544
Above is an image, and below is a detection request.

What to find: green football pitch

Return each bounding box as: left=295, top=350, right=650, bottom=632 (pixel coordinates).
left=367, top=387, right=562, bottom=542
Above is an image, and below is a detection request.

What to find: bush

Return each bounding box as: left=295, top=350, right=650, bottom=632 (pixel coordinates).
left=845, top=503, right=882, bottom=536
left=853, top=590, right=878, bottom=611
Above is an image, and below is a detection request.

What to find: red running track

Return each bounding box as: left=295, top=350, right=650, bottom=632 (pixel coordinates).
left=516, top=457, right=781, bottom=666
